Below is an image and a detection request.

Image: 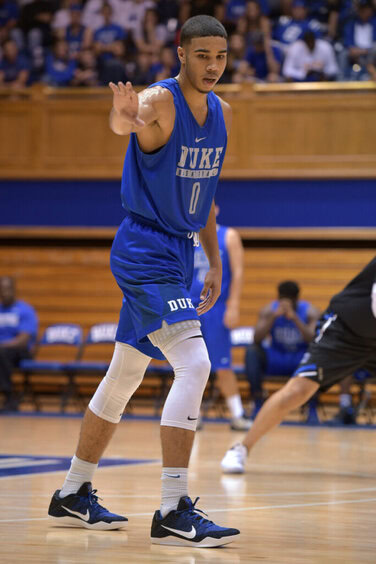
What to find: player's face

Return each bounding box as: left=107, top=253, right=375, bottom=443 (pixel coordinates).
left=180, top=36, right=228, bottom=93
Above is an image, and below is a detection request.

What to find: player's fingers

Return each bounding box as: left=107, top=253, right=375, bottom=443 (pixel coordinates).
left=109, top=82, right=118, bottom=93
left=118, top=81, right=127, bottom=94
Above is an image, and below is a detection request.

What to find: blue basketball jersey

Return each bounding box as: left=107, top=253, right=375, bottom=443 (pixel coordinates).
left=191, top=225, right=231, bottom=303
left=121, top=78, right=227, bottom=237
left=269, top=300, right=310, bottom=353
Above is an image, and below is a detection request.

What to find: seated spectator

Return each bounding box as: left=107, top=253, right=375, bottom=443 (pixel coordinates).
left=245, top=280, right=320, bottom=418
left=282, top=30, right=339, bottom=81
left=93, top=2, right=126, bottom=60
left=0, top=0, right=20, bottom=44
left=129, top=51, right=153, bottom=84
left=0, top=38, right=30, bottom=88
left=56, top=4, right=93, bottom=60
left=132, top=8, right=168, bottom=56
left=22, top=0, right=54, bottom=83
left=246, top=30, right=283, bottom=82
left=327, top=0, right=357, bottom=42
left=220, top=32, right=256, bottom=83
left=244, top=0, right=272, bottom=42
left=0, top=276, right=38, bottom=412
left=338, top=0, right=376, bottom=80
left=152, top=45, right=179, bottom=81
left=44, top=39, right=77, bottom=86
left=224, top=0, right=270, bottom=32
left=52, top=0, right=83, bottom=32
left=118, top=0, right=156, bottom=37
left=93, top=2, right=126, bottom=84
left=72, top=47, right=99, bottom=85
left=82, top=0, right=123, bottom=31
left=273, top=0, right=321, bottom=49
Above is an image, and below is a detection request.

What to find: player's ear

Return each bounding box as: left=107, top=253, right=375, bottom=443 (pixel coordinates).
left=177, top=46, right=185, bottom=65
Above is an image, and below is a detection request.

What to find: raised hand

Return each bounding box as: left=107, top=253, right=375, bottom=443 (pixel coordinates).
left=109, top=81, right=145, bottom=128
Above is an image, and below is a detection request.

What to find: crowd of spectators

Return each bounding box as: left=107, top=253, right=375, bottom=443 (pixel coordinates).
left=1, top=0, right=376, bottom=88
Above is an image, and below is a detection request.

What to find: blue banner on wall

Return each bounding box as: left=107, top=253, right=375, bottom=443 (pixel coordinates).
left=1, top=179, right=375, bottom=228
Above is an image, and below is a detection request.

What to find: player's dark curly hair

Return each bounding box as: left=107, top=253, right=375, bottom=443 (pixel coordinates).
left=180, top=15, right=227, bottom=46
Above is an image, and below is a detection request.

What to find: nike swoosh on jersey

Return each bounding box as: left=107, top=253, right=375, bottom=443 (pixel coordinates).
left=162, top=525, right=196, bottom=539
left=187, top=416, right=198, bottom=420
left=62, top=506, right=90, bottom=522
left=195, top=137, right=206, bottom=142
left=165, top=474, right=181, bottom=478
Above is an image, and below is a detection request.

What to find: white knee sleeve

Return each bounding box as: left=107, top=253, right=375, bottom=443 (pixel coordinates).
left=153, top=326, right=211, bottom=431
left=89, top=341, right=151, bottom=424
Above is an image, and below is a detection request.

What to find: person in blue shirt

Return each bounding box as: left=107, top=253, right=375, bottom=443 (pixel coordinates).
left=273, top=0, right=321, bottom=48
left=48, top=15, right=240, bottom=548
left=191, top=214, right=251, bottom=431
left=245, top=280, right=320, bottom=418
left=246, top=30, right=283, bottom=81
left=93, top=2, right=126, bottom=84
left=0, top=38, right=30, bottom=87
left=339, top=0, right=376, bottom=80
left=44, top=39, right=77, bottom=86
left=0, top=277, right=38, bottom=412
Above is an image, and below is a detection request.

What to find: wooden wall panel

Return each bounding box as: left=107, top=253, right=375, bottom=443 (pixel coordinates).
left=1, top=83, right=376, bottom=178
left=0, top=243, right=373, bottom=336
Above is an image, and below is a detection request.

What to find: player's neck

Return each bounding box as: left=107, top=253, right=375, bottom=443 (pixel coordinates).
left=175, top=73, right=208, bottom=111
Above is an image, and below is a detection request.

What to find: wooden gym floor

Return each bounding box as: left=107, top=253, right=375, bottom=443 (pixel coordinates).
left=0, top=414, right=375, bottom=563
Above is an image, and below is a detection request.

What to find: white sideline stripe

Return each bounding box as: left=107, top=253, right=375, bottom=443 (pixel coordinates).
left=1, top=496, right=376, bottom=523
left=0, top=459, right=60, bottom=469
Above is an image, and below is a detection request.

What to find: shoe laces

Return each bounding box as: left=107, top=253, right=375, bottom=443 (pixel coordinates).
left=75, top=489, right=110, bottom=518
left=178, top=497, right=213, bottom=527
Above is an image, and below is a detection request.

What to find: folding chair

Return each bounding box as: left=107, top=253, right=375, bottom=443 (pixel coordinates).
left=19, top=324, right=83, bottom=411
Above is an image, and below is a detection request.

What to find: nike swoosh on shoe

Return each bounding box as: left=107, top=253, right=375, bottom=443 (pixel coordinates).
left=62, top=506, right=90, bottom=522
left=161, top=525, right=196, bottom=539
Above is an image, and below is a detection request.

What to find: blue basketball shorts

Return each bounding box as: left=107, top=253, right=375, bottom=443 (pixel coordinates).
left=197, top=300, right=231, bottom=371
left=110, top=215, right=200, bottom=359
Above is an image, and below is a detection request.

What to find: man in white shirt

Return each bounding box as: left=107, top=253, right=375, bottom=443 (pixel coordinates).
left=282, top=30, right=339, bottom=81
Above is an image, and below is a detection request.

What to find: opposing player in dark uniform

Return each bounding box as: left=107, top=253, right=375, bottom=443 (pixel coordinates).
left=48, top=15, right=240, bottom=547
left=221, top=256, right=376, bottom=473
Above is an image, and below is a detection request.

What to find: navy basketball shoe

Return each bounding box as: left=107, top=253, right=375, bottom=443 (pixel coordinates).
left=150, top=496, right=240, bottom=547
left=48, top=482, right=127, bottom=530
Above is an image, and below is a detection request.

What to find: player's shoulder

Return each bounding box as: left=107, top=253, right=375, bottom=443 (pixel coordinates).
left=139, top=85, right=174, bottom=106
left=215, top=94, right=232, bottom=133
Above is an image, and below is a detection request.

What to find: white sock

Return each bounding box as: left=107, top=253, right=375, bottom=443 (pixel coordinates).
left=160, top=467, right=188, bottom=518
left=226, top=394, right=244, bottom=419
left=59, top=455, right=98, bottom=498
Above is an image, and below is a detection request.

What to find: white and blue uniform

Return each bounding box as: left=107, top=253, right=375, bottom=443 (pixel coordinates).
left=110, top=78, right=227, bottom=360
left=190, top=225, right=232, bottom=370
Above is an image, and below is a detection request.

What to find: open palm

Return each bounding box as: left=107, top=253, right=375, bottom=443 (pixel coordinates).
left=109, top=81, right=144, bottom=128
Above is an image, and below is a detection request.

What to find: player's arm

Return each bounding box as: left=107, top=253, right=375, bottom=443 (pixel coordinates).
left=197, top=202, right=222, bottom=316
left=109, top=81, right=174, bottom=151
left=0, top=332, right=30, bottom=348
left=291, top=304, right=321, bottom=343
left=253, top=305, right=278, bottom=344
left=223, top=228, right=244, bottom=329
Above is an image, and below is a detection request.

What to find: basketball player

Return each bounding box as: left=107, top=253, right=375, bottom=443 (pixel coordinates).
left=191, top=216, right=251, bottom=430
left=48, top=15, right=240, bottom=547
left=221, top=256, right=376, bottom=473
